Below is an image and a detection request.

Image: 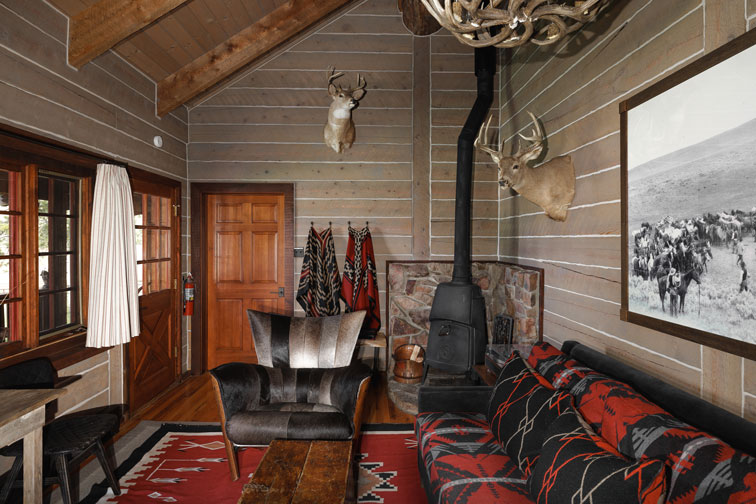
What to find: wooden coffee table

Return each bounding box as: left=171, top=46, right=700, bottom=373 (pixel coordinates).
left=238, top=439, right=353, bottom=504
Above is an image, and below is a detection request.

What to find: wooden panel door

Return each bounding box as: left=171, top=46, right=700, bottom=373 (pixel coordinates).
left=129, top=183, right=180, bottom=414
left=206, top=193, right=286, bottom=368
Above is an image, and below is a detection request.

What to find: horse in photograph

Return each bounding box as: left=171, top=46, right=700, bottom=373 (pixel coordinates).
left=676, top=266, right=702, bottom=315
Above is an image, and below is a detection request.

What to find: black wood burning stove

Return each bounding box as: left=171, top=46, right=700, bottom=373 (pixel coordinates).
left=424, top=47, right=496, bottom=382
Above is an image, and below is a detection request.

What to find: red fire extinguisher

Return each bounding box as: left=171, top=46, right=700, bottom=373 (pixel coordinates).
left=183, top=274, right=195, bottom=316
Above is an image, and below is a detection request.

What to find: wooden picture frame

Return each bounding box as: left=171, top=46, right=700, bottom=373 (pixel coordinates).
left=620, top=29, right=756, bottom=360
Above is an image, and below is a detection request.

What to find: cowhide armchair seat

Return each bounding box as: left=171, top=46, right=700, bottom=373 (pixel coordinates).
left=210, top=310, right=371, bottom=480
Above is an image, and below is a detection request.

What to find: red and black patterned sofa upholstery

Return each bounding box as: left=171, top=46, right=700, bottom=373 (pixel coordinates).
left=415, top=340, right=756, bottom=504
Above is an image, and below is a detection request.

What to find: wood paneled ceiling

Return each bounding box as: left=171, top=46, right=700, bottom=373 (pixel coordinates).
left=48, top=0, right=352, bottom=116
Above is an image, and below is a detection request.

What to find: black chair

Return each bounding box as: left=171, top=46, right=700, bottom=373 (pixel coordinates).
left=210, top=310, right=372, bottom=481
left=0, top=358, right=121, bottom=504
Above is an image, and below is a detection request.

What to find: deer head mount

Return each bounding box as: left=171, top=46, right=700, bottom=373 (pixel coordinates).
left=323, top=67, right=367, bottom=153
left=476, top=112, right=576, bottom=221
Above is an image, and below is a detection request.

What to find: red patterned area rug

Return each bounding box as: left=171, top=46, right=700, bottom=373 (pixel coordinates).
left=82, top=423, right=426, bottom=504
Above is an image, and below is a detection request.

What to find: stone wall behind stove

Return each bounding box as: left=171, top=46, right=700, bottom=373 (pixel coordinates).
left=386, top=261, right=542, bottom=373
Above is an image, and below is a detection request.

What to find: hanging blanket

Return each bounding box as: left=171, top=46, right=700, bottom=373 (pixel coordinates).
left=341, top=225, right=381, bottom=338
left=296, top=226, right=341, bottom=316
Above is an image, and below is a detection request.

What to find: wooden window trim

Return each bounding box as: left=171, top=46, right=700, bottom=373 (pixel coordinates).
left=0, top=128, right=106, bottom=371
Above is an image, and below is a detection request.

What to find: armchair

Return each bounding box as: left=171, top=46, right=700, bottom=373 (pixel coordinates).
left=210, top=310, right=371, bottom=480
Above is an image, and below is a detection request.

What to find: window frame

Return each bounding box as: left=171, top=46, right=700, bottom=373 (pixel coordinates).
left=37, top=170, right=83, bottom=338
left=0, top=128, right=98, bottom=367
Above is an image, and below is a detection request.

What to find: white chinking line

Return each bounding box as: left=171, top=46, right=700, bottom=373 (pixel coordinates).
left=544, top=310, right=702, bottom=372
left=499, top=0, right=686, bottom=126
left=57, top=359, right=110, bottom=416
left=43, top=0, right=188, bottom=125
left=494, top=3, right=707, bottom=275
left=7, top=4, right=189, bottom=148
left=189, top=0, right=398, bottom=110
left=492, top=2, right=724, bottom=394
left=9, top=2, right=192, bottom=375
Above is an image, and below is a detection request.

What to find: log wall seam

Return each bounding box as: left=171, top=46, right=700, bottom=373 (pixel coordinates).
left=500, top=0, right=754, bottom=419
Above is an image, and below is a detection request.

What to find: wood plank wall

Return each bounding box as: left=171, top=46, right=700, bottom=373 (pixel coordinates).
left=0, top=1, right=190, bottom=413
left=188, top=0, right=498, bottom=321
left=431, top=33, right=500, bottom=260
left=498, top=0, right=755, bottom=420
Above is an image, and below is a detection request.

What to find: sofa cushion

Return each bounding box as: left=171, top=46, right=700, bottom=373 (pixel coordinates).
left=416, top=411, right=496, bottom=461
left=416, top=411, right=532, bottom=504
left=487, top=353, right=573, bottom=476
left=527, top=342, right=593, bottom=390
left=226, top=405, right=352, bottom=445
left=247, top=309, right=365, bottom=368
left=529, top=407, right=667, bottom=504
left=568, top=379, right=756, bottom=504
left=593, top=387, right=756, bottom=503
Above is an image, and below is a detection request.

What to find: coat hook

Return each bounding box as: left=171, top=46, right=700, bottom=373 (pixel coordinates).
left=329, top=221, right=332, bottom=227
left=366, top=220, right=369, bottom=228
left=311, top=221, right=314, bottom=226
left=348, top=220, right=351, bottom=227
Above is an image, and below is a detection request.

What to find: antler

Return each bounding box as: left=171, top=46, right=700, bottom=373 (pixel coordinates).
left=327, top=66, right=345, bottom=89
left=513, top=111, right=544, bottom=162
left=474, top=115, right=503, bottom=162
left=354, top=74, right=367, bottom=92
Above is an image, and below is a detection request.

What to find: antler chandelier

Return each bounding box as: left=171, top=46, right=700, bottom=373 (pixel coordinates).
left=419, top=0, right=611, bottom=48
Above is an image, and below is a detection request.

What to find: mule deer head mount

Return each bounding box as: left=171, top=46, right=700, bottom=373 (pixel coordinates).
left=475, top=111, right=576, bottom=221
left=323, top=67, right=367, bottom=153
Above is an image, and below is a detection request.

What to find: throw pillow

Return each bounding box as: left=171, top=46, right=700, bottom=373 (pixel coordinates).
left=597, top=388, right=756, bottom=504
left=246, top=309, right=365, bottom=368
left=527, top=341, right=592, bottom=391
left=529, top=407, right=667, bottom=504
left=570, top=372, right=637, bottom=432
left=487, top=353, right=573, bottom=476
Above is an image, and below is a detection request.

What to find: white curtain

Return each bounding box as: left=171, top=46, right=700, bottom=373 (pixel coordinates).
left=86, top=163, right=140, bottom=348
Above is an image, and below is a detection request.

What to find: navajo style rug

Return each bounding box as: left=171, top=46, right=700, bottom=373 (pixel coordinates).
left=82, top=424, right=425, bottom=504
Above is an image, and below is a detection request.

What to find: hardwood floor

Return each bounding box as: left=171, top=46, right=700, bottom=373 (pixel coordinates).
left=121, top=371, right=414, bottom=435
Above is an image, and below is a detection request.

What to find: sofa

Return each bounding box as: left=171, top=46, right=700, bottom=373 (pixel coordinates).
left=415, top=340, right=756, bottom=503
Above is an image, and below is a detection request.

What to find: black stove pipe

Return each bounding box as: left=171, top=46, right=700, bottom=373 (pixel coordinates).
left=452, top=46, right=497, bottom=284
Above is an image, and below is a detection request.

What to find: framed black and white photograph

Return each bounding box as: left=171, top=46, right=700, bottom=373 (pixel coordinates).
left=620, top=29, right=756, bottom=360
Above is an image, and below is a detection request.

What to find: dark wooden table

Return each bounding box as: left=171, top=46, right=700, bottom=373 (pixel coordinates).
left=238, top=439, right=353, bottom=504
left=0, top=389, right=66, bottom=503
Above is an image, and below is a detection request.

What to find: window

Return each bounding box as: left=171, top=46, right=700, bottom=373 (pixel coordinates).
left=134, top=193, right=172, bottom=295
left=0, top=130, right=94, bottom=361
left=0, top=169, right=22, bottom=345
left=38, top=173, right=80, bottom=337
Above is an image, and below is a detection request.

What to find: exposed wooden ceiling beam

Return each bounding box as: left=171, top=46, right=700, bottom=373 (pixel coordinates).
left=156, top=0, right=352, bottom=117
left=68, top=0, right=191, bottom=69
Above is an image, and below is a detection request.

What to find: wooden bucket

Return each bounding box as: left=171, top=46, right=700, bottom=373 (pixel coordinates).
left=393, top=343, right=425, bottom=384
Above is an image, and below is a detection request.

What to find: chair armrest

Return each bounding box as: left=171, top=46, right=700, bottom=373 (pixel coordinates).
left=326, top=363, right=372, bottom=434
left=209, top=362, right=266, bottom=421
left=418, top=385, right=493, bottom=415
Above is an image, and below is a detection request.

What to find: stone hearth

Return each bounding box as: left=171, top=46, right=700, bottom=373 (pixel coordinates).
left=386, top=261, right=542, bottom=415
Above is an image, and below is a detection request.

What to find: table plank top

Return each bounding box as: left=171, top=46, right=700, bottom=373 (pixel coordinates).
left=0, top=389, right=65, bottom=429
left=239, top=439, right=352, bottom=504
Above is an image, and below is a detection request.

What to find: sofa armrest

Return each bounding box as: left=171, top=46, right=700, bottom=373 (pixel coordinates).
left=209, top=362, right=265, bottom=421
left=418, top=385, right=493, bottom=415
